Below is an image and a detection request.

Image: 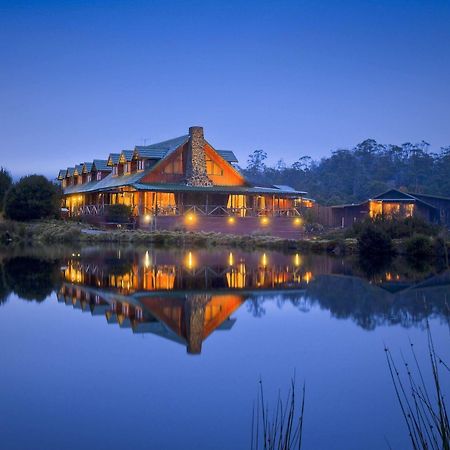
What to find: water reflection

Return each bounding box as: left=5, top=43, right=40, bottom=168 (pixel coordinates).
left=1, top=247, right=449, bottom=353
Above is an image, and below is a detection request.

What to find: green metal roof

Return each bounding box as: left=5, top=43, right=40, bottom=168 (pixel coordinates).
left=120, top=150, right=134, bottom=162
left=63, top=168, right=151, bottom=195
left=92, top=159, right=111, bottom=172
left=107, top=153, right=120, bottom=166
left=74, top=164, right=83, bottom=175
left=82, top=162, right=93, bottom=173
left=63, top=180, right=101, bottom=194
left=217, top=150, right=238, bottom=163
left=134, top=135, right=190, bottom=159
left=132, top=182, right=306, bottom=196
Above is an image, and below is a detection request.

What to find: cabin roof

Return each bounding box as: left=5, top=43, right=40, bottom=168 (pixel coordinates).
left=92, top=159, right=111, bottom=172
left=370, top=189, right=417, bottom=202
left=409, top=192, right=450, bottom=202
left=216, top=150, right=238, bottom=163
left=119, top=150, right=134, bottom=163
left=58, top=169, right=67, bottom=180
left=82, top=162, right=93, bottom=173
left=134, top=135, right=190, bottom=159
left=133, top=182, right=306, bottom=196
left=107, top=153, right=121, bottom=166
left=74, top=164, right=84, bottom=175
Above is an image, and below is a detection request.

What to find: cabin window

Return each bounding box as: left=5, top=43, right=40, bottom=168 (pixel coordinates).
left=112, top=166, right=118, bottom=176
left=87, top=174, right=92, bottom=182
left=62, top=179, right=67, bottom=187
left=369, top=201, right=383, bottom=217
left=137, top=160, right=145, bottom=171
left=227, top=195, right=247, bottom=216
left=206, top=159, right=223, bottom=176
left=96, top=172, right=102, bottom=181
left=135, top=307, right=143, bottom=320
left=124, top=162, right=131, bottom=174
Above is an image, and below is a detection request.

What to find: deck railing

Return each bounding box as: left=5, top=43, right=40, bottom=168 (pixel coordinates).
left=76, top=204, right=302, bottom=217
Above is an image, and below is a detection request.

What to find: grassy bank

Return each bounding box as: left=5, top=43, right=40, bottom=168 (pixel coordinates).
left=0, top=219, right=358, bottom=253
left=1, top=219, right=449, bottom=256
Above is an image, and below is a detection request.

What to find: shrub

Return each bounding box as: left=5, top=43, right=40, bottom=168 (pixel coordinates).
left=104, top=204, right=132, bottom=223
left=351, top=215, right=440, bottom=240
left=4, top=175, right=60, bottom=221
left=357, top=223, right=394, bottom=256
left=405, top=234, right=434, bottom=259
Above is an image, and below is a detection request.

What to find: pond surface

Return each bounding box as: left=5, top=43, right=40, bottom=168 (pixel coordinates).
left=0, top=245, right=448, bottom=450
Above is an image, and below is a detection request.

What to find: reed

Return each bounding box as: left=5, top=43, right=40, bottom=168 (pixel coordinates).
left=251, top=377, right=305, bottom=450
left=385, top=322, right=449, bottom=450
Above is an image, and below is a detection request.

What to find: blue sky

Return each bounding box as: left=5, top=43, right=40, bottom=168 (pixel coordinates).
left=1, top=0, right=449, bottom=177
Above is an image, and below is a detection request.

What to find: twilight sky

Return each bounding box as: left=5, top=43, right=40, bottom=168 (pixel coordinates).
left=1, top=0, right=450, bottom=178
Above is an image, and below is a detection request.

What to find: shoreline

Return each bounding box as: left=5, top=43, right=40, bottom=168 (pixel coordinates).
left=1, top=220, right=449, bottom=255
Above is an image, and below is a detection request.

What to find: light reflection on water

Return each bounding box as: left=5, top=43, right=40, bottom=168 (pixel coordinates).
left=0, top=246, right=448, bottom=450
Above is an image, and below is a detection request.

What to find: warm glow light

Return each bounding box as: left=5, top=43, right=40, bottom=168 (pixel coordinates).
left=294, top=253, right=301, bottom=267
left=144, top=250, right=151, bottom=269
left=185, top=213, right=196, bottom=224
left=228, top=252, right=234, bottom=266
left=260, top=217, right=269, bottom=226
left=293, top=217, right=302, bottom=226
left=227, top=216, right=236, bottom=224
left=144, top=214, right=152, bottom=224
left=305, top=271, right=313, bottom=284
left=185, top=251, right=195, bottom=270
left=261, top=253, right=268, bottom=267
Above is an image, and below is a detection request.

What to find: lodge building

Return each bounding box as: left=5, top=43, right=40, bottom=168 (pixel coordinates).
left=58, top=126, right=311, bottom=236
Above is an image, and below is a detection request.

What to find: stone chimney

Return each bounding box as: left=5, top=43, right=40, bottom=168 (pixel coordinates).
left=185, top=126, right=213, bottom=187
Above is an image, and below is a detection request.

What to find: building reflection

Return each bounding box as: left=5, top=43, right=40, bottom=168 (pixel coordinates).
left=0, top=246, right=442, bottom=352
left=58, top=249, right=317, bottom=354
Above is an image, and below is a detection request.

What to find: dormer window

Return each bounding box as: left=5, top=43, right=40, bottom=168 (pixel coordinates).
left=87, top=174, right=92, bottom=182
left=137, top=160, right=145, bottom=171
left=112, top=166, right=118, bottom=176
left=124, top=162, right=131, bottom=174
left=96, top=172, right=102, bottom=181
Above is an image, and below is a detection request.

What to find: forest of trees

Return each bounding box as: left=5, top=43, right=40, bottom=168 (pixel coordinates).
left=241, top=140, right=450, bottom=205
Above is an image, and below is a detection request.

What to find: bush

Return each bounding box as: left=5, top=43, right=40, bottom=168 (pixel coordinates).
left=357, top=223, right=394, bottom=256
left=405, top=234, right=434, bottom=259
left=104, top=204, right=132, bottom=223
left=4, top=175, right=60, bottom=221
left=351, top=215, right=440, bottom=240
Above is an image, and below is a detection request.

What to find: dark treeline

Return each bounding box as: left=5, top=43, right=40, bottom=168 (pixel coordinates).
left=241, top=140, right=450, bottom=205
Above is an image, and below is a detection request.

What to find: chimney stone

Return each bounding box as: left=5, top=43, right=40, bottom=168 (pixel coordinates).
left=185, top=126, right=213, bottom=187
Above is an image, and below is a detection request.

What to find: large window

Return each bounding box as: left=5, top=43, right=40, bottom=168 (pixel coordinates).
left=227, top=195, right=247, bottom=216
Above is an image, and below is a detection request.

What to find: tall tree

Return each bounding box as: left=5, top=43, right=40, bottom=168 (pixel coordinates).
left=0, top=167, right=12, bottom=212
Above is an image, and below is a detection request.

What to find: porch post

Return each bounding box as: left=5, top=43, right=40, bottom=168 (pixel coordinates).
left=137, top=192, right=143, bottom=217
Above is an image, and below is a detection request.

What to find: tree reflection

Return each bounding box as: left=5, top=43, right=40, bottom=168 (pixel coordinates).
left=4, top=256, right=60, bottom=302
left=0, top=263, right=10, bottom=306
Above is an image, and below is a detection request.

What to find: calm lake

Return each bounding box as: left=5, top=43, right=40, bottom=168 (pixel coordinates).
left=0, top=245, right=448, bottom=450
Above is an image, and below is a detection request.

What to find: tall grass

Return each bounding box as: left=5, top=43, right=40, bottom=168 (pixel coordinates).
left=385, top=323, right=449, bottom=450
left=251, top=377, right=305, bottom=450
